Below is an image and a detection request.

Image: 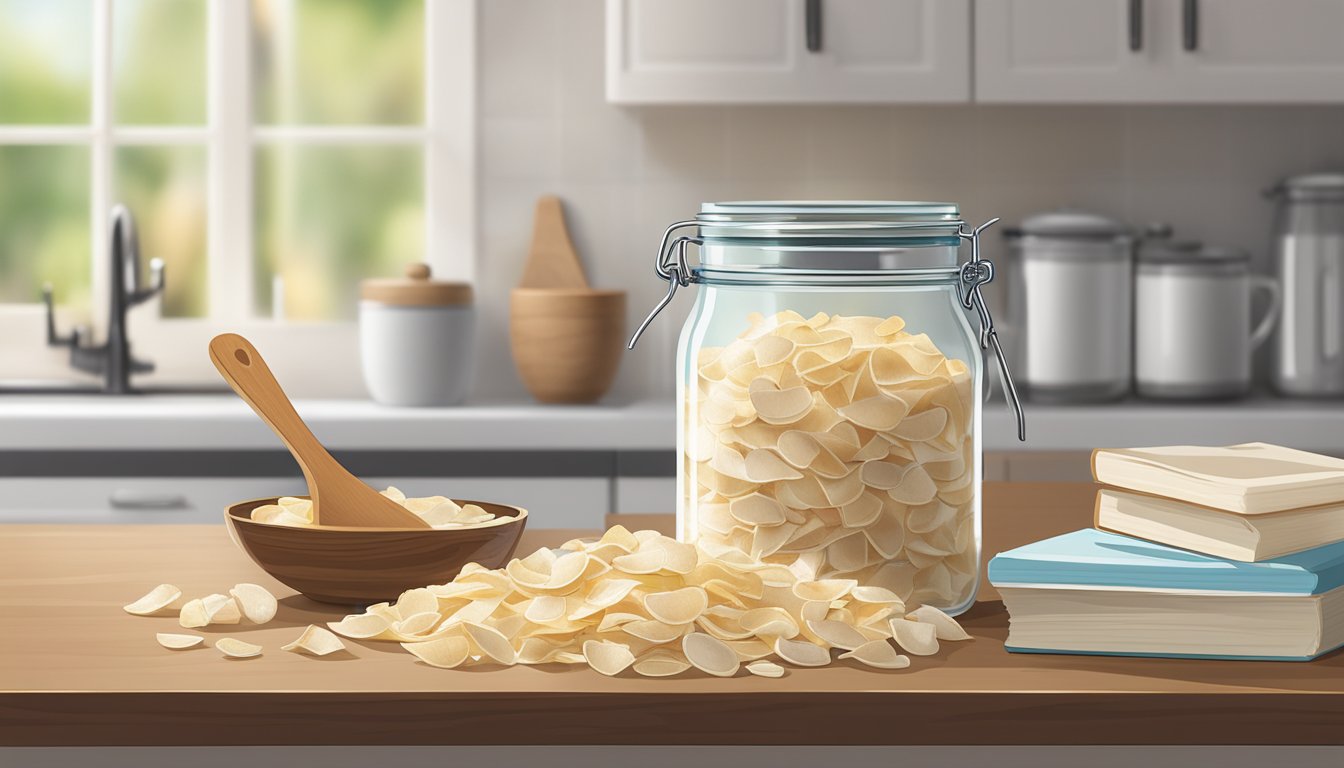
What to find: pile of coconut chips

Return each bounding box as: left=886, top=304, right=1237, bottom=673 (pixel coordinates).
left=328, top=526, right=970, bottom=677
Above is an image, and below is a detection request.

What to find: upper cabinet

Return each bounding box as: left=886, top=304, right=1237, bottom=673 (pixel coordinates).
left=974, top=0, right=1166, bottom=102
left=609, top=0, right=1344, bottom=104
left=976, top=0, right=1344, bottom=103
left=605, top=0, right=971, bottom=104
left=1167, top=0, right=1344, bottom=101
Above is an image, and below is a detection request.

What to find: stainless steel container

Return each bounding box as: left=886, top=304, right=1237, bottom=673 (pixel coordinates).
left=1135, top=240, right=1279, bottom=400
left=1267, top=173, right=1344, bottom=397
left=1004, top=211, right=1133, bottom=402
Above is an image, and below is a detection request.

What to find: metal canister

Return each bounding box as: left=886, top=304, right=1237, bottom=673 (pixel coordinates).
left=1267, top=173, right=1344, bottom=397
left=1003, top=211, right=1133, bottom=402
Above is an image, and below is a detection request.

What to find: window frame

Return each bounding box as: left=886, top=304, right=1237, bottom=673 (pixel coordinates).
left=0, top=0, right=475, bottom=388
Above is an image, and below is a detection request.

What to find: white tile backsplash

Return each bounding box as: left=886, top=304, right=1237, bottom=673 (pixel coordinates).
left=473, top=0, right=1344, bottom=402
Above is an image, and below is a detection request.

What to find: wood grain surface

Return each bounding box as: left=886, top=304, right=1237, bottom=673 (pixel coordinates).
left=225, top=497, right=527, bottom=604
left=519, top=195, right=589, bottom=289
left=509, top=288, right=626, bottom=404
left=4, top=482, right=1344, bottom=747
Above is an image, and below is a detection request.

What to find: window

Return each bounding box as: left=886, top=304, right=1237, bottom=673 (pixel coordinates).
left=0, top=0, right=473, bottom=384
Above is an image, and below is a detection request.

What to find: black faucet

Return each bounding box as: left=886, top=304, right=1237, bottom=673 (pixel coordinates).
left=44, top=205, right=165, bottom=394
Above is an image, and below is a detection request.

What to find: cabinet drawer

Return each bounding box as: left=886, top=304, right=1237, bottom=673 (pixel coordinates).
left=363, top=477, right=609, bottom=530
left=0, top=477, right=610, bottom=530
left=0, top=478, right=308, bottom=524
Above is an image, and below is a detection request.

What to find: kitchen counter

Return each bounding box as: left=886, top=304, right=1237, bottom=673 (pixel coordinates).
left=0, top=396, right=676, bottom=451
left=5, top=483, right=1344, bottom=747
left=1, top=395, right=1341, bottom=454
left=985, top=397, right=1344, bottom=452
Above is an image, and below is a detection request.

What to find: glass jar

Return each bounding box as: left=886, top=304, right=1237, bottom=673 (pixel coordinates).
left=630, top=202, right=1024, bottom=616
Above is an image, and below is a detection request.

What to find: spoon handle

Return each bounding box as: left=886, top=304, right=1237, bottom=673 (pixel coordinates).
left=208, top=333, right=335, bottom=485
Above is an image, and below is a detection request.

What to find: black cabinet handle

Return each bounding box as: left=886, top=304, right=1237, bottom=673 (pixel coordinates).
left=1128, top=0, right=1143, bottom=51
left=805, top=0, right=822, bottom=52
left=1183, top=0, right=1198, bottom=51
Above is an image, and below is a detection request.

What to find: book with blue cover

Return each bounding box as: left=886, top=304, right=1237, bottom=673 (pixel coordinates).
left=989, top=529, right=1344, bottom=661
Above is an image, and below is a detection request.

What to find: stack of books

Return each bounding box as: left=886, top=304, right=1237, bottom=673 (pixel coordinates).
left=989, top=443, right=1344, bottom=661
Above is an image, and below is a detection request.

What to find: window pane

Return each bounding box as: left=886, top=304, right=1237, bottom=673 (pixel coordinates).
left=254, top=145, right=422, bottom=320
left=252, top=0, right=424, bottom=125
left=114, top=146, right=207, bottom=317
left=114, top=0, right=207, bottom=125
left=0, top=145, right=90, bottom=307
left=0, top=0, right=92, bottom=124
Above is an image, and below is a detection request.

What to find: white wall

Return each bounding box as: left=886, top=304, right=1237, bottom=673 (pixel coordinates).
left=473, top=0, right=1344, bottom=404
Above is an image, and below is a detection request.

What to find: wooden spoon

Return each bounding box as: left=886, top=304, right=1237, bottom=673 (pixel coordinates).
left=208, top=333, right=429, bottom=529
left=518, top=196, right=590, bottom=289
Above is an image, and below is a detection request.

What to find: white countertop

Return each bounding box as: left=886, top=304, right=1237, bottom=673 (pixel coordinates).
left=0, top=395, right=1340, bottom=453
left=0, top=397, right=677, bottom=451
left=983, top=398, right=1344, bottom=452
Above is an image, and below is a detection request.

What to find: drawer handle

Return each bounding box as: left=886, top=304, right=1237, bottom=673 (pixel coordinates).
left=109, top=489, right=190, bottom=510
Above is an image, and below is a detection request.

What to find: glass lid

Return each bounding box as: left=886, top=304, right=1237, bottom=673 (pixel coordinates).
left=695, top=200, right=964, bottom=242
left=699, top=200, right=960, bottom=218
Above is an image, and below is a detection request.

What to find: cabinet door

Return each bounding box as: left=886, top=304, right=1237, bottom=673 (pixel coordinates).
left=1166, top=0, right=1344, bottom=102
left=804, top=0, right=970, bottom=102
left=975, top=0, right=1168, bottom=102
left=606, top=0, right=970, bottom=103
left=607, top=0, right=803, bottom=103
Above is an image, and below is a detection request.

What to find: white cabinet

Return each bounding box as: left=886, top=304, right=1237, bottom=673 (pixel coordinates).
left=974, top=0, right=1167, bottom=102
left=605, top=0, right=970, bottom=103
left=976, top=0, right=1344, bottom=103
left=1167, top=0, right=1344, bottom=101
left=0, top=477, right=610, bottom=529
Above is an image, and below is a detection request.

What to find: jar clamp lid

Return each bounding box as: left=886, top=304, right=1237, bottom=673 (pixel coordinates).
left=361, top=263, right=473, bottom=307
left=627, top=200, right=1025, bottom=441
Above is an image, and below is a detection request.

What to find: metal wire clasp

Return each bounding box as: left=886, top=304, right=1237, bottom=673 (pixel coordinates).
left=958, top=218, right=1026, bottom=441
left=628, top=220, right=701, bottom=350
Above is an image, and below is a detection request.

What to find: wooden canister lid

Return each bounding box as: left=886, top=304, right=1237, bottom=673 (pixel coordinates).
left=360, top=263, right=473, bottom=307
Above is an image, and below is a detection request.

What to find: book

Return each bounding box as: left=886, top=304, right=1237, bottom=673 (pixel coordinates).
left=1090, top=442, right=1344, bottom=514
left=988, top=529, right=1344, bottom=660
left=1095, top=487, right=1344, bottom=562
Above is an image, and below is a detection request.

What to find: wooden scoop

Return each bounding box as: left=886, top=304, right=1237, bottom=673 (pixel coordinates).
left=208, top=333, right=429, bottom=529
left=518, top=196, right=590, bottom=289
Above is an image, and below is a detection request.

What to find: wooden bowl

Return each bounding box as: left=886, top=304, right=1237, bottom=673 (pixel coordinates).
left=509, top=287, right=626, bottom=404
left=224, top=497, right=528, bottom=605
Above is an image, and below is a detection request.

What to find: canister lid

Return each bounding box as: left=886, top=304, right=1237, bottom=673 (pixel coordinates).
left=1006, top=210, right=1130, bottom=240
left=360, top=263, right=473, bottom=306
left=1269, top=172, right=1344, bottom=201
left=1138, top=241, right=1250, bottom=266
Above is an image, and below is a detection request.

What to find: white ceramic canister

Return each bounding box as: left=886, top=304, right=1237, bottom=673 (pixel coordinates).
left=1004, top=211, right=1134, bottom=402
left=359, top=263, right=475, bottom=406
left=1135, top=243, right=1280, bottom=399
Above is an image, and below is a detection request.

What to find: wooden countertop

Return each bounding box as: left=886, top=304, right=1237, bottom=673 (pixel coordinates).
left=4, top=482, right=1344, bottom=747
